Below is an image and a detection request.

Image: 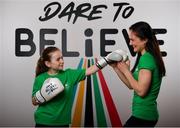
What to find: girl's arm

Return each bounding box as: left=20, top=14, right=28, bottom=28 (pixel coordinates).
left=85, top=65, right=99, bottom=76
left=32, top=97, right=39, bottom=106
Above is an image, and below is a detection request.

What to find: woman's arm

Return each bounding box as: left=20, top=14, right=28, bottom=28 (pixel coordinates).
left=113, top=67, right=132, bottom=89
left=117, top=62, right=152, bottom=97
left=85, top=63, right=132, bottom=89
left=111, top=60, right=132, bottom=89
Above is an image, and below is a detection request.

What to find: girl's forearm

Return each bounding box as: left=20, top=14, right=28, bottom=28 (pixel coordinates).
left=86, top=65, right=99, bottom=76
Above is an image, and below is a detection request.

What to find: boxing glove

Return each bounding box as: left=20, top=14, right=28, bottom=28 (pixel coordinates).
left=96, top=49, right=128, bottom=69
left=34, top=78, right=64, bottom=104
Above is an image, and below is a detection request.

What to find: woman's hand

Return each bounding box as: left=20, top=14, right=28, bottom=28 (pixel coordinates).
left=109, top=62, right=118, bottom=69
left=117, top=60, right=130, bottom=74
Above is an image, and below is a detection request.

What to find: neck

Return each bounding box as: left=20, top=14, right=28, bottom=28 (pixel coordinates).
left=48, top=69, right=58, bottom=75
left=141, top=49, right=146, bottom=55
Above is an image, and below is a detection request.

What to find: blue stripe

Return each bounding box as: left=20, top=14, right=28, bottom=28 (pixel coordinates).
left=72, top=58, right=84, bottom=103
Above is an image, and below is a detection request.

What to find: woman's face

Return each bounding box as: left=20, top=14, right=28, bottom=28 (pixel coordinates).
left=47, top=50, right=64, bottom=71
left=129, top=30, right=147, bottom=54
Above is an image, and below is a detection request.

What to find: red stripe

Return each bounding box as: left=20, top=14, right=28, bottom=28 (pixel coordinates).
left=96, top=61, right=122, bottom=126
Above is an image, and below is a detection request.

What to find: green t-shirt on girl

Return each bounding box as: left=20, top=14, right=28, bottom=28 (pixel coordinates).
left=32, top=68, right=86, bottom=126
left=132, top=52, right=162, bottom=121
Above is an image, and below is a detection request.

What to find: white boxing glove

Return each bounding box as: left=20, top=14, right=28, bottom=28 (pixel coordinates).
left=34, top=78, right=64, bottom=104
left=96, top=49, right=128, bottom=69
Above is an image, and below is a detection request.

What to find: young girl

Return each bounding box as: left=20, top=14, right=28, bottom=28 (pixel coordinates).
left=32, top=46, right=127, bottom=127
left=112, top=21, right=166, bottom=127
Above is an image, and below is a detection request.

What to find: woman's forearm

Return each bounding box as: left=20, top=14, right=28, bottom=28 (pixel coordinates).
left=113, top=67, right=132, bottom=89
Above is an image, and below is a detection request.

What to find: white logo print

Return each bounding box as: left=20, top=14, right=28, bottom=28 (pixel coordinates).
left=135, top=67, right=138, bottom=72
left=45, top=83, right=58, bottom=95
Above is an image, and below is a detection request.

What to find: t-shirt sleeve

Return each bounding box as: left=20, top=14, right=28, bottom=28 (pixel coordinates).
left=66, top=68, right=86, bottom=85
left=32, top=76, right=43, bottom=97
left=138, top=54, right=156, bottom=71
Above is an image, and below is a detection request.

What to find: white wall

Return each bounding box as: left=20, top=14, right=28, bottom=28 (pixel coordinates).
left=0, top=0, right=180, bottom=126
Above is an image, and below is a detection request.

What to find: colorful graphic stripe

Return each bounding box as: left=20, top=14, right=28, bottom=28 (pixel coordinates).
left=72, top=58, right=122, bottom=127
left=72, top=58, right=84, bottom=102
left=91, top=59, right=107, bottom=127
left=96, top=58, right=122, bottom=127
left=71, top=58, right=87, bottom=126
left=84, top=59, right=94, bottom=126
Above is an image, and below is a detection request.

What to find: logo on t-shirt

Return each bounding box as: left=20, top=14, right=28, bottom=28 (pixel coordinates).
left=135, top=67, right=138, bottom=72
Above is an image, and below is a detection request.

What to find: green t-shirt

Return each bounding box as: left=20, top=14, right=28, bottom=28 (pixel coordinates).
left=132, top=52, right=162, bottom=121
left=32, top=68, right=86, bottom=126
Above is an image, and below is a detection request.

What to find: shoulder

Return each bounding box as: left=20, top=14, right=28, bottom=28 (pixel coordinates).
left=139, top=52, right=156, bottom=70
left=140, top=52, right=154, bottom=62
left=35, top=72, right=48, bottom=82
left=140, top=52, right=156, bottom=64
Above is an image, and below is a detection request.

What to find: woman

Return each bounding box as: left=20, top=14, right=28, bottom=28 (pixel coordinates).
left=112, top=21, right=166, bottom=127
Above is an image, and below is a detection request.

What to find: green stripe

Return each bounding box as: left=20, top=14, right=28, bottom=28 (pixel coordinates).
left=91, top=59, right=107, bottom=126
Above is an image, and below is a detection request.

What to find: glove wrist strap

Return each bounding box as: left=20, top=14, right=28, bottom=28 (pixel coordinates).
left=96, top=58, right=108, bottom=69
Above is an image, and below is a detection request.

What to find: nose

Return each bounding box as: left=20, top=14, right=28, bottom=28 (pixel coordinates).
left=60, top=58, right=64, bottom=64
left=129, top=40, right=133, bottom=45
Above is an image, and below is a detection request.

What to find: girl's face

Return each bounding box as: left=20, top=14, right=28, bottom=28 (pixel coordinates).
left=129, top=30, right=147, bottom=54
left=46, top=50, right=64, bottom=71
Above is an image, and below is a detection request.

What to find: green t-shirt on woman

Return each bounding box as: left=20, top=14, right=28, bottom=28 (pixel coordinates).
left=32, top=68, right=86, bottom=126
left=132, top=52, right=162, bottom=121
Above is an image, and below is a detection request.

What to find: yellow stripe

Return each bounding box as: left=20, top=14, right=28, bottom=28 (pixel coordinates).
left=71, top=58, right=87, bottom=126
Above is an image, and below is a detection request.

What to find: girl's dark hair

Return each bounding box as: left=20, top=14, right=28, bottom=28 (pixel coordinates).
left=130, top=21, right=166, bottom=77
left=35, top=47, right=60, bottom=77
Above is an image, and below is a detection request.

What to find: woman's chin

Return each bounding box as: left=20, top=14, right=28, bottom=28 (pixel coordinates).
left=133, top=49, right=137, bottom=52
